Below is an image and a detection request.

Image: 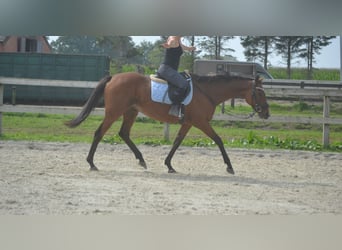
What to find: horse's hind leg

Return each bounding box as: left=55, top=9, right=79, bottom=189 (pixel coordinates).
left=87, top=114, right=117, bottom=171
left=87, top=122, right=104, bottom=170
left=165, top=123, right=192, bottom=173
left=119, top=108, right=146, bottom=168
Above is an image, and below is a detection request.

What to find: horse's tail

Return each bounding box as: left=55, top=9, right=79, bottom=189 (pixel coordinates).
left=65, top=75, right=112, bottom=128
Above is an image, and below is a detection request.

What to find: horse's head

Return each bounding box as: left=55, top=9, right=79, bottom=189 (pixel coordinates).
left=245, top=76, right=270, bottom=119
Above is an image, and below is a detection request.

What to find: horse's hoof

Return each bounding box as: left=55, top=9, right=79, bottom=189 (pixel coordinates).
left=168, top=168, right=177, bottom=173
left=139, top=161, right=147, bottom=169
left=226, top=167, right=235, bottom=175
left=90, top=166, right=99, bottom=171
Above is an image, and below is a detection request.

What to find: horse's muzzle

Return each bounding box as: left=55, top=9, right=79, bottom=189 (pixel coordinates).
left=257, top=103, right=270, bottom=119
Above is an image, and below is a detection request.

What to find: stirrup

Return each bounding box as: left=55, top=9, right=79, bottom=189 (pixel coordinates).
left=169, top=104, right=182, bottom=118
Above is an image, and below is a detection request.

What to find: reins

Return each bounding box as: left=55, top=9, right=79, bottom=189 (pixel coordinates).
left=223, top=79, right=266, bottom=119
left=223, top=105, right=257, bottom=120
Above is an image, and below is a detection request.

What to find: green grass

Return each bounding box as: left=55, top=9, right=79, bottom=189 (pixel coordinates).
left=268, top=67, right=340, bottom=80
left=1, top=103, right=342, bottom=152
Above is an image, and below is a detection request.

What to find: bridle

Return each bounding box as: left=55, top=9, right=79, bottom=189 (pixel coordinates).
left=223, top=78, right=269, bottom=119
left=250, top=79, right=268, bottom=117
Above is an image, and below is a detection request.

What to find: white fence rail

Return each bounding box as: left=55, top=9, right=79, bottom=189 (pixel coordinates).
left=1, top=77, right=342, bottom=147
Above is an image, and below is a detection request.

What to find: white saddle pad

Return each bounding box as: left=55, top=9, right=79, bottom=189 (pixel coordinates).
left=151, top=79, right=193, bottom=105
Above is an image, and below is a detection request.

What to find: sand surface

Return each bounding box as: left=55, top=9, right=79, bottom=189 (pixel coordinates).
left=0, top=140, right=341, bottom=215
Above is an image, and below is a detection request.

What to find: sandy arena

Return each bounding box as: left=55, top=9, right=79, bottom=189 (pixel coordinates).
left=0, top=140, right=341, bottom=215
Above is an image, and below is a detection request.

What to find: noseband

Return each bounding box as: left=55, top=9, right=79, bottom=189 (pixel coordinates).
left=251, top=80, right=268, bottom=115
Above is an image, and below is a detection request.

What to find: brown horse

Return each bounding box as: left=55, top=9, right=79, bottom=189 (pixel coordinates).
left=65, top=72, right=269, bottom=174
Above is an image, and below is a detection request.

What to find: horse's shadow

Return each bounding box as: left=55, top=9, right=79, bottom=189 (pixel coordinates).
left=99, top=166, right=333, bottom=190
left=149, top=171, right=331, bottom=189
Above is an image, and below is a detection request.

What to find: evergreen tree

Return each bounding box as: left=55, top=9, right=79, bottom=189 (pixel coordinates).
left=197, top=36, right=234, bottom=60
left=240, top=36, right=274, bottom=70
left=299, top=36, right=336, bottom=79
left=274, top=36, right=307, bottom=79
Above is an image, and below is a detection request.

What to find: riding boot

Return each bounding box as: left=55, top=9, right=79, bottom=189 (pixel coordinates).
left=169, top=104, right=182, bottom=118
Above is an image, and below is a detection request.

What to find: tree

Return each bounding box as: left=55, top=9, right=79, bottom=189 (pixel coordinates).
left=179, top=36, right=199, bottom=72
left=51, top=36, right=138, bottom=63
left=94, top=36, right=139, bottom=73
left=50, top=36, right=102, bottom=54
left=274, top=36, right=307, bottom=79
left=197, top=36, right=234, bottom=60
left=299, top=36, right=336, bottom=79
left=240, top=36, right=274, bottom=70
left=97, top=36, right=138, bottom=62
left=145, top=38, right=165, bottom=70
left=135, top=40, right=155, bottom=65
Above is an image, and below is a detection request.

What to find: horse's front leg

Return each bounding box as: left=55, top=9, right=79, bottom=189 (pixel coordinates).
left=165, top=123, right=192, bottom=173
left=196, top=122, right=235, bottom=174
left=212, top=134, right=235, bottom=175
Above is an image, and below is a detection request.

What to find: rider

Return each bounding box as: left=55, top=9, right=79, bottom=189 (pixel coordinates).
left=157, top=36, right=196, bottom=117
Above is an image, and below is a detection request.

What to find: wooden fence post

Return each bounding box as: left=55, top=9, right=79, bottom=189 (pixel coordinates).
left=11, top=86, right=16, bottom=105
left=164, top=123, right=170, bottom=141
left=0, top=83, right=3, bottom=135
left=323, top=95, right=330, bottom=148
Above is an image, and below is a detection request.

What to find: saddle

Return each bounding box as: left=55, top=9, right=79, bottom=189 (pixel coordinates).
left=150, top=72, right=193, bottom=106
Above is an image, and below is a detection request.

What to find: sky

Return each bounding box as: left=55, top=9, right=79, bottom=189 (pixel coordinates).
left=131, top=36, right=341, bottom=69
